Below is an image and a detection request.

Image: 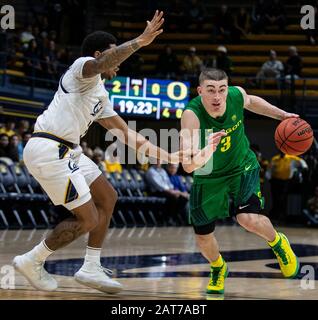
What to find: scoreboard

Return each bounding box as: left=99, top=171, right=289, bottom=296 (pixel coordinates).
left=104, top=76, right=190, bottom=120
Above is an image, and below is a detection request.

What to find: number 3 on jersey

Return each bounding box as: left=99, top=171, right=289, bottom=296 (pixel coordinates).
left=220, top=136, right=231, bottom=152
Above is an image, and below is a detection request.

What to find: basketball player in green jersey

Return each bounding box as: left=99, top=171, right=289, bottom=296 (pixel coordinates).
left=180, top=68, right=300, bottom=294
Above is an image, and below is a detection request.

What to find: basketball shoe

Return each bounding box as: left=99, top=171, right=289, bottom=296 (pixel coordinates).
left=269, top=232, right=299, bottom=278
left=206, top=258, right=229, bottom=294
left=74, top=261, right=123, bottom=294
left=12, top=253, right=57, bottom=291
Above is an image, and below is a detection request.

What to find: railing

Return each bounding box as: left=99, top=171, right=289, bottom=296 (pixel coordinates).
left=0, top=51, right=68, bottom=98
left=1, top=51, right=318, bottom=115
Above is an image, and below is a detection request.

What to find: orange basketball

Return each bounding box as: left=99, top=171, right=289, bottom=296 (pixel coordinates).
left=274, top=117, right=313, bottom=156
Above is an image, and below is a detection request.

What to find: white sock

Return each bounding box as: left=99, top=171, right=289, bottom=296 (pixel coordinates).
left=27, top=240, right=54, bottom=263
left=84, top=246, right=101, bottom=265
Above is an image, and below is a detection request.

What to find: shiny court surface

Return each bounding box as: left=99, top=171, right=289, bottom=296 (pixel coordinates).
left=0, top=226, right=318, bottom=300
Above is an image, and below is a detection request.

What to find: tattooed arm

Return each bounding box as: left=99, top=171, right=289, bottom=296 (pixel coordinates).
left=82, top=10, right=164, bottom=78
left=98, top=115, right=190, bottom=164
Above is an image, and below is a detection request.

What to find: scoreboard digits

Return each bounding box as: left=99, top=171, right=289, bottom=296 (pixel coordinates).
left=105, top=77, right=190, bottom=120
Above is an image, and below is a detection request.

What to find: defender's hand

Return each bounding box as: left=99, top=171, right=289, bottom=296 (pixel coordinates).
left=137, top=10, right=164, bottom=47
left=169, top=148, right=192, bottom=164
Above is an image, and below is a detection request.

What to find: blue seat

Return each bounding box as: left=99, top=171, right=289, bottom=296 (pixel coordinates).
left=21, top=165, right=48, bottom=202
left=0, top=162, right=21, bottom=200
left=9, top=163, right=33, bottom=201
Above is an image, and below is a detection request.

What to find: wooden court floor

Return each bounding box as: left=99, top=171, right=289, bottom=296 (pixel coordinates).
left=0, top=226, right=317, bottom=300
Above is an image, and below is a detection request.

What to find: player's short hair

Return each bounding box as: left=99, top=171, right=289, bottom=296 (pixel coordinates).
left=81, top=31, right=117, bottom=57
left=199, top=68, right=228, bottom=84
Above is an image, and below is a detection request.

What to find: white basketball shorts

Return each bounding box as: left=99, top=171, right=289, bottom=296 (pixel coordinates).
left=23, top=137, right=102, bottom=210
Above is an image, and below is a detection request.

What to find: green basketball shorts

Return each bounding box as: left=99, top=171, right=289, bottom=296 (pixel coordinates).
left=189, top=168, right=264, bottom=234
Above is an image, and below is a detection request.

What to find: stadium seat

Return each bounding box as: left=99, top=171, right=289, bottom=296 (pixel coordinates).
left=103, top=169, right=168, bottom=226
left=0, top=161, right=51, bottom=229
left=0, top=161, right=20, bottom=198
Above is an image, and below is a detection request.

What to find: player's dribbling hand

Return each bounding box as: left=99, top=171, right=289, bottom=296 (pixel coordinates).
left=137, top=10, right=164, bottom=47
left=208, top=130, right=227, bottom=152
left=281, top=112, right=299, bottom=120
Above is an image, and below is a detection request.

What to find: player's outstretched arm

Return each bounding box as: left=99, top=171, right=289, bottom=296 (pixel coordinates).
left=98, top=115, right=189, bottom=164
left=82, top=10, right=164, bottom=78
left=236, top=86, right=299, bottom=120
left=180, top=110, right=226, bottom=173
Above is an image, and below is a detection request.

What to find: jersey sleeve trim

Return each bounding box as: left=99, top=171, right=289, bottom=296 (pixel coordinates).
left=71, top=57, right=95, bottom=80
left=230, top=86, right=244, bottom=109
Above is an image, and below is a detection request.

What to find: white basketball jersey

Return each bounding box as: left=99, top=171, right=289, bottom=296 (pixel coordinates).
left=34, top=57, right=117, bottom=144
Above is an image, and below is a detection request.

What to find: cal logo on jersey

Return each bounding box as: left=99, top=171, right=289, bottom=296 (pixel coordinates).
left=90, top=100, right=103, bottom=117
left=68, top=159, right=79, bottom=173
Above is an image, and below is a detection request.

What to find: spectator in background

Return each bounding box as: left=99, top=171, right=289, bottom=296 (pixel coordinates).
left=19, top=132, right=32, bottom=160
left=285, top=46, right=302, bottom=81
left=146, top=161, right=188, bottom=225
left=0, top=121, right=16, bottom=137
left=0, top=134, right=9, bottom=158
left=104, top=143, right=123, bottom=173
left=6, top=32, right=22, bottom=69
left=42, top=40, right=59, bottom=82
left=20, top=25, right=35, bottom=49
left=24, top=39, right=43, bottom=79
left=32, top=26, right=42, bottom=47
left=256, top=50, right=284, bottom=87
left=204, top=46, right=233, bottom=77
left=16, top=120, right=30, bottom=138
left=39, top=15, right=50, bottom=35
left=264, top=0, right=286, bottom=33
left=307, top=186, right=318, bottom=216
left=250, top=144, right=269, bottom=191
left=166, top=163, right=189, bottom=200
left=156, top=45, right=179, bottom=79
left=57, top=47, right=73, bottom=74
left=181, top=46, right=202, bottom=82
left=146, top=161, right=175, bottom=194
left=302, top=147, right=318, bottom=194
left=187, top=0, right=206, bottom=31
left=80, top=141, right=93, bottom=159
left=22, top=132, right=32, bottom=146
left=49, top=30, right=58, bottom=44
left=92, top=148, right=107, bottom=173
left=267, top=152, right=307, bottom=221
left=251, top=0, right=267, bottom=34
left=232, top=7, right=250, bottom=42
left=85, top=148, right=93, bottom=160
left=213, top=5, right=234, bottom=43
left=7, top=134, right=20, bottom=162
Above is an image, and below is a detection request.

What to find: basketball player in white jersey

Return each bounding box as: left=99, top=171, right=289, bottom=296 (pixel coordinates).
left=12, top=11, right=199, bottom=294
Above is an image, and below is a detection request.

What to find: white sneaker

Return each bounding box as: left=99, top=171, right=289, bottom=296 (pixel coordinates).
left=12, top=253, right=58, bottom=291
left=74, top=261, right=123, bottom=294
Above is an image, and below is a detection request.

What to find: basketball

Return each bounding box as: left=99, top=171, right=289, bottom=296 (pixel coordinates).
left=275, top=117, right=314, bottom=155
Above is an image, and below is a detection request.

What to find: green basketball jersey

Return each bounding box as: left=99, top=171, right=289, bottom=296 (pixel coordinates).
left=184, top=86, right=259, bottom=182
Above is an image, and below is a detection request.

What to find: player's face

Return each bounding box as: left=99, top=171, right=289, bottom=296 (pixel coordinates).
left=95, top=44, right=119, bottom=80
left=197, top=80, right=228, bottom=116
